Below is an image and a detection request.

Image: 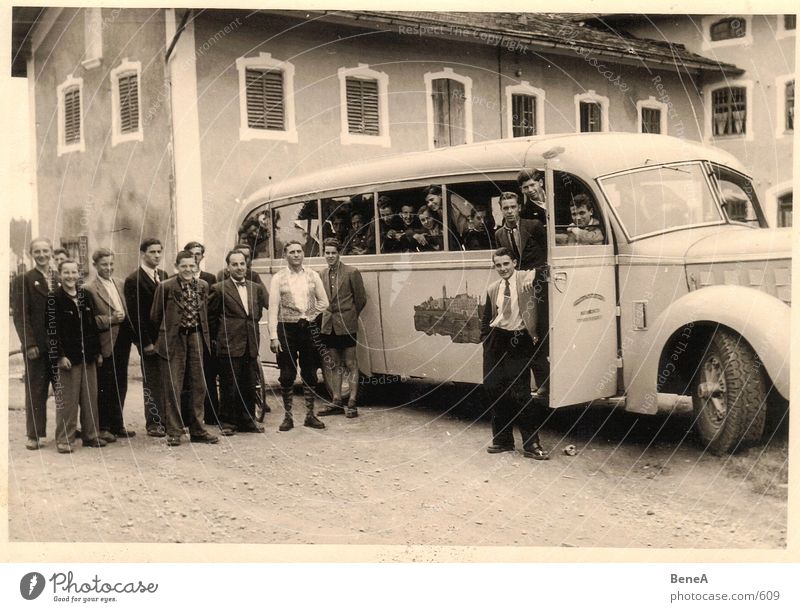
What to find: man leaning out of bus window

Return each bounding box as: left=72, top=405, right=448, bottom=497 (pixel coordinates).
left=555, top=194, right=604, bottom=246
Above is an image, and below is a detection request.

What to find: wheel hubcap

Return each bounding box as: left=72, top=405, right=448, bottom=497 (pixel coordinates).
left=698, top=356, right=727, bottom=424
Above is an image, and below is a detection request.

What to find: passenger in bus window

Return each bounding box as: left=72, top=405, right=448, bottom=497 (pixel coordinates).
left=344, top=212, right=375, bottom=255
left=378, top=196, right=403, bottom=253
left=555, top=194, right=604, bottom=246
left=460, top=207, right=495, bottom=250
left=323, top=211, right=350, bottom=246
left=424, top=186, right=444, bottom=223
left=479, top=247, right=549, bottom=460
left=317, top=239, right=366, bottom=419
left=398, top=203, right=421, bottom=241
left=268, top=240, right=330, bottom=432
left=517, top=168, right=547, bottom=225
left=408, top=205, right=443, bottom=251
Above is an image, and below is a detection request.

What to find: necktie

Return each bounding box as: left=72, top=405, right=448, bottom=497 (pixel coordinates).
left=153, top=271, right=160, bottom=285
left=506, top=226, right=521, bottom=262
left=501, top=279, right=512, bottom=321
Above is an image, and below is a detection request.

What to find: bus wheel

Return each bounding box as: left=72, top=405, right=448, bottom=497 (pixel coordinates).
left=692, top=330, right=766, bottom=454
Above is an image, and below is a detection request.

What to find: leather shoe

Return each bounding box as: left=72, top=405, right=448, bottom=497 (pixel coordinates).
left=111, top=428, right=136, bottom=438
left=167, top=436, right=182, bottom=446
left=345, top=406, right=359, bottom=418
left=318, top=403, right=345, bottom=416
left=523, top=443, right=550, bottom=461
left=190, top=432, right=219, bottom=444
left=82, top=438, right=108, bottom=448
left=486, top=444, right=515, bottom=454
left=57, top=443, right=73, bottom=454
left=238, top=423, right=265, bottom=433
left=218, top=427, right=235, bottom=436
left=304, top=414, right=326, bottom=429
left=278, top=417, right=294, bottom=432
left=25, top=438, right=42, bottom=451
left=147, top=427, right=166, bottom=438
left=98, top=431, right=117, bottom=443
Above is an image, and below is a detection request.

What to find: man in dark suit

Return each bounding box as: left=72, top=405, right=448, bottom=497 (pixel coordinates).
left=215, top=243, right=266, bottom=287
left=317, top=238, right=367, bottom=418
left=494, top=191, right=550, bottom=399
left=517, top=168, right=548, bottom=226
left=87, top=247, right=135, bottom=441
left=480, top=247, right=549, bottom=460
left=123, top=238, right=168, bottom=437
left=184, top=241, right=231, bottom=435
left=151, top=250, right=218, bottom=446
left=12, top=237, right=57, bottom=450
left=208, top=249, right=270, bottom=433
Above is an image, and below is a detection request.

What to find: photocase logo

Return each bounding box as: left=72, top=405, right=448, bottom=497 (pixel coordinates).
left=20, top=572, right=46, bottom=600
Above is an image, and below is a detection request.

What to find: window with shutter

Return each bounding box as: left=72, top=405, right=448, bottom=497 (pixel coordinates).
left=245, top=68, right=285, bottom=131
left=784, top=15, right=796, bottom=31
left=432, top=78, right=467, bottom=148
left=641, top=107, right=662, bottom=134
left=778, top=193, right=792, bottom=227
left=579, top=101, right=602, bottom=132
left=786, top=80, right=794, bottom=132
left=511, top=94, right=536, bottom=137
left=117, top=72, right=139, bottom=134
left=346, top=77, right=380, bottom=135
left=711, top=87, right=747, bottom=136
left=64, top=88, right=81, bottom=145
left=710, top=17, right=746, bottom=41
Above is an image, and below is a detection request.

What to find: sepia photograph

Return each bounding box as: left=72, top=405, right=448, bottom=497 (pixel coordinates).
left=3, top=3, right=794, bottom=558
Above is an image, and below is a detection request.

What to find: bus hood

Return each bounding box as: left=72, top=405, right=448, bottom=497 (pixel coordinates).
left=684, top=227, right=792, bottom=304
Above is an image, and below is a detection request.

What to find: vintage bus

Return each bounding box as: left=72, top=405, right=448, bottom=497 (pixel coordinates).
left=239, top=133, right=791, bottom=454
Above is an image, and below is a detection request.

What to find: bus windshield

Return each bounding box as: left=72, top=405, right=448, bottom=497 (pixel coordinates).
left=599, top=163, right=721, bottom=239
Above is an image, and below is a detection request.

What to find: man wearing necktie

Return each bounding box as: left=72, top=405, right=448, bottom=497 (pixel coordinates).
left=494, top=191, right=550, bottom=399
left=479, top=247, right=550, bottom=459
left=208, top=249, right=269, bottom=433
left=517, top=168, right=548, bottom=226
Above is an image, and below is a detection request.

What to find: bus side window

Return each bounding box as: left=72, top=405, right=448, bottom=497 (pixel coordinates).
left=239, top=204, right=271, bottom=260
left=552, top=173, right=606, bottom=247
left=377, top=186, right=435, bottom=254
left=322, top=193, right=376, bottom=255
left=446, top=180, right=517, bottom=251
left=272, top=200, right=320, bottom=258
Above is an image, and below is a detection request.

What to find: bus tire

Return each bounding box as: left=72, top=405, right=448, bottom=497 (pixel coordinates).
left=692, top=329, right=767, bottom=455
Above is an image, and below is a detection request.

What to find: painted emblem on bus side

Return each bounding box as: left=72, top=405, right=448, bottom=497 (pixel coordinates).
left=414, top=284, right=484, bottom=344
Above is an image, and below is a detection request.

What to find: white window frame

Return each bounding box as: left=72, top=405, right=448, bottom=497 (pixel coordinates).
left=701, top=15, right=753, bottom=50
left=574, top=90, right=609, bottom=133
left=110, top=58, right=143, bottom=147
left=504, top=81, right=546, bottom=138
left=775, top=74, right=794, bottom=138
left=704, top=79, right=754, bottom=142
left=776, top=14, right=796, bottom=39
left=765, top=181, right=793, bottom=228
left=636, top=96, right=668, bottom=134
left=82, top=7, right=103, bottom=70
left=57, top=74, right=85, bottom=156
left=423, top=67, right=473, bottom=150
left=338, top=63, right=390, bottom=148
left=236, top=52, right=297, bottom=143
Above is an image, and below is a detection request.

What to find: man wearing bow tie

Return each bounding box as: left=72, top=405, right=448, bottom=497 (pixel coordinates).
left=124, top=238, right=168, bottom=437
left=208, top=249, right=270, bottom=433
left=494, top=191, right=550, bottom=400
left=12, top=237, right=58, bottom=450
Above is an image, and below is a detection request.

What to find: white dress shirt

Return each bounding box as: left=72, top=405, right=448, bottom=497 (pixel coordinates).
left=97, top=276, right=125, bottom=317
left=490, top=271, right=525, bottom=331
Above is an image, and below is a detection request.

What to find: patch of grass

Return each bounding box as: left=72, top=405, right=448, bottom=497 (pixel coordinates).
left=725, top=439, right=789, bottom=498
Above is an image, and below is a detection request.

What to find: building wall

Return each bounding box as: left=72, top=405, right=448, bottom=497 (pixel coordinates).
left=192, top=11, right=705, bottom=268
left=33, top=7, right=174, bottom=275
left=618, top=14, right=795, bottom=225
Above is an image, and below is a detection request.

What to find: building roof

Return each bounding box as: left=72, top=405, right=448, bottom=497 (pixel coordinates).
left=310, top=11, right=743, bottom=77
left=242, top=132, right=746, bottom=209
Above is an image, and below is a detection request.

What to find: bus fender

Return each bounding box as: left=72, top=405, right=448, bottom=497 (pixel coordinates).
left=625, top=285, right=790, bottom=415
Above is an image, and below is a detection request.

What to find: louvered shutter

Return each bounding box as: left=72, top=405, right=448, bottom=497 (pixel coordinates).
left=245, top=68, right=285, bottom=130
left=346, top=77, right=380, bottom=135
left=117, top=72, right=140, bottom=134
left=64, top=88, right=81, bottom=145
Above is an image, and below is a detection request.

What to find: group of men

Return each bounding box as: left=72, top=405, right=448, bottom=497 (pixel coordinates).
left=12, top=234, right=366, bottom=451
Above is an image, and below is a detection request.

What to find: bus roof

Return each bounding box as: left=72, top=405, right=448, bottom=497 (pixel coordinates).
left=243, top=132, right=745, bottom=208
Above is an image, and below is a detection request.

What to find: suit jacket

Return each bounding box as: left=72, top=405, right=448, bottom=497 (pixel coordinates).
left=479, top=270, right=538, bottom=342
left=494, top=219, right=547, bottom=271
left=216, top=268, right=266, bottom=287
left=199, top=271, right=217, bottom=287
left=53, top=286, right=101, bottom=364
left=12, top=267, right=57, bottom=354
left=150, top=276, right=212, bottom=359
left=319, top=262, right=366, bottom=336
left=520, top=199, right=547, bottom=226
left=86, top=277, right=131, bottom=358
left=208, top=277, right=269, bottom=358
left=124, top=267, right=167, bottom=348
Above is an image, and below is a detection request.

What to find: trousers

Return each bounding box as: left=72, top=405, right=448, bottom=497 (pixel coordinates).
left=97, top=327, right=132, bottom=433
left=23, top=354, right=53, bottom=440
left=276, top=321, right=319, bottom=390
left=54, top=361, right=100, bottom=445
left=160, top=332, right=208, bottom=438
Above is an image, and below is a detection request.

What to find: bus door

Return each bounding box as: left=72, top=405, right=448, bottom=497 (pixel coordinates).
left=544, top=167, right=618, bottom=407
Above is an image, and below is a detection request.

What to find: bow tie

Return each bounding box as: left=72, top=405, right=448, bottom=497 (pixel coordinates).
left=234, top=281, right=246, bottom=287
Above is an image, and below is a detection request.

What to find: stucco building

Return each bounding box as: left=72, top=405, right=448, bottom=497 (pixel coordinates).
left=13, top=9, right=758, bottom=272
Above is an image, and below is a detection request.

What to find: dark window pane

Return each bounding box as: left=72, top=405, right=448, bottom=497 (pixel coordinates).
left=710, top=17, right=746, bottom=41
left=778, top=193, right=792, bottom=227
left=580, top=101, right=602, bottom=132
left=712, top=87, right=746, bottom=136
left=784, top=15, right=796, bottom=30
left=245, top=68, right=285, bottom=131
left=432, top=78, right=467, bottom=148
left=641, top=107, right=661, bottom=134
left=786, top=80, right=794, bottom=132
left=512, top=94, right=536, bottom=137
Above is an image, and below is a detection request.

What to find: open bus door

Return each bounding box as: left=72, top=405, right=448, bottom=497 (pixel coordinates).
left=544, top=159, right=619, bottom=407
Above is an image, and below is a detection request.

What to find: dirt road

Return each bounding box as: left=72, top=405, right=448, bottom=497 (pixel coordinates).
left=7, top=355, right=788, bottom=549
